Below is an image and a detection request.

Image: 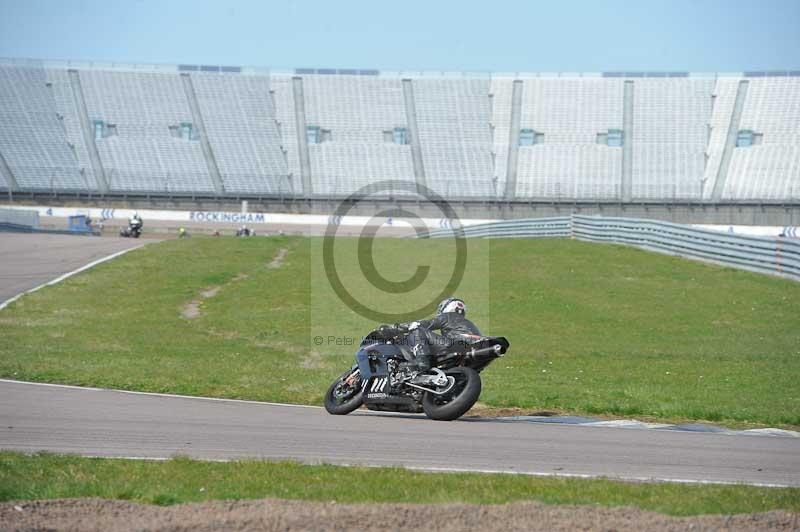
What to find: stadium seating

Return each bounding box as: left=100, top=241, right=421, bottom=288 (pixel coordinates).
left=78, top=70, right=215, bottom=193
left=631, top=79, right=713, bottom=200
left=0, top=65, right=86, bottom=190
left=489, top=77, right=513, bottom=197
left=192, top=73, right=290, bottom=195
left=269, top=76, right=302, bottom=188
left=300, top=74, right=415, bottom=196
left=723, top=78, right=800, bottom=200
left=702, top=77, right=740, bottom=198
left=412, top=78, right=495, bottom=197
left=44, top=69, right=98, bottom=190
left=516, top=78, right=623, bottom=199
left=0, top=60, right=797, bottom=202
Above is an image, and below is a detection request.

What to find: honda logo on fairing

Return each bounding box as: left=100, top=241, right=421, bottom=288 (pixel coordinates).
left=370, top=377, right=388, bottom=392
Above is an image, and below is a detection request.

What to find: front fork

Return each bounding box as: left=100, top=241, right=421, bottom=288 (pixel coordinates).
left=344, top=367, right=360, bottom=387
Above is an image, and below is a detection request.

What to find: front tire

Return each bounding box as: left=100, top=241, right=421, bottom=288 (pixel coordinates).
left=422, top=367, right=481, bottom=421
left=324, top=369, right=363, bottom=415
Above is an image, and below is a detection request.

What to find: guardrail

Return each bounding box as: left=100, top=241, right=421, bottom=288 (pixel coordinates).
left=423, top=217, right=571, bottom=239
left=0, top=207, right=39, bottom=228
left=421, top=215, right=800, bottom=282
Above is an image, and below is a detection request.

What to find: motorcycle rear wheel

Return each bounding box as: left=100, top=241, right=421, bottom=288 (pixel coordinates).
left=422, top=367, right=481, bottom=421
left=324, top=369, right=363, bottom=415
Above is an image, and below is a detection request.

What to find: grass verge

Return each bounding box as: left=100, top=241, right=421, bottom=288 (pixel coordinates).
left=1, top=452, right=798, bottom=516
left=0, top=236, right=798, bottom=426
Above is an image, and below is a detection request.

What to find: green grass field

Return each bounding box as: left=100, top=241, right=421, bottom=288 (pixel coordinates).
left=1, top=452, right=798, bottom=515
left=1, top=235, right=798, bottom=426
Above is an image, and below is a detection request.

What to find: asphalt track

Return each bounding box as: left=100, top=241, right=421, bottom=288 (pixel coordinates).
left=1, top=380, right=799, bottom=487
left=0, top=233, right=144, bottom=304
left=1, top=231, right=799, bottom=488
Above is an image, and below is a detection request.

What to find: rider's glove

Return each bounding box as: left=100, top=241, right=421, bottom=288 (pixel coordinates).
left=407, top=321, right=420, bottom=331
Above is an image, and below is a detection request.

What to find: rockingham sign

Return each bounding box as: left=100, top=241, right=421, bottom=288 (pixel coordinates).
left=3, top=205, right=496, bottom=230
left=189, top=211, right=266, bottom=223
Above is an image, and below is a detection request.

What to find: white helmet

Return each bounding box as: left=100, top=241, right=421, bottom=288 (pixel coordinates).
left=437, top=297, right=466, bottom=316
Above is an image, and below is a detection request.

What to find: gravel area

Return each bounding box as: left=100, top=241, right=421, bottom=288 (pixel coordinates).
left=1, top=499, right=798, bottom=531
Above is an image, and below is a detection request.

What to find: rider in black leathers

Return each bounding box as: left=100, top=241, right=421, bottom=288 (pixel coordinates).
left=380, top=297, right=480, bottom=372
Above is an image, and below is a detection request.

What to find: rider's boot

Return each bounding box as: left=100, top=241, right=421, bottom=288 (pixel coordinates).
left=415, top=353, right=433, bottom=372
left=410, top=338, right=433, bottom=372
left=410, top=351, right=436, bottom=385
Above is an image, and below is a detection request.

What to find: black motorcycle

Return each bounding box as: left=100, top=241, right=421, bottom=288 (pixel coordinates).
left=120, top=220, right=142, bottom=238
left=324, top=326, right=509, bottom=421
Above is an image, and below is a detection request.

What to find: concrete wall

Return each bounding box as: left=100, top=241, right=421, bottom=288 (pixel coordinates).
left=3, top=195, right=800, bottom=226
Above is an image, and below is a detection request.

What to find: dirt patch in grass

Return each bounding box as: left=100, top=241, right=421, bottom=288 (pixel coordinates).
left=251, top=338, right=307, bottom=356
left=199, top=287, right=220, bottom=299
left=267, top=247, right=288, bottom=269
left=300, top=350, right=324, bottom=369
left=181, top=273, right=250, bottom=320
left=181, top=303, right=201, bottom=319
left=181, top=299, right=206, bottom=319
left=465, top=402, right=561, bottom=418
left=2, top=498, right=796, bottom=532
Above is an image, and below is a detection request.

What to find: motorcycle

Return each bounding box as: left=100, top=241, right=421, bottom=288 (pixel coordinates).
left=120, top=220, right=142, bottom=238
left=324, top=326, right=509, bottom=421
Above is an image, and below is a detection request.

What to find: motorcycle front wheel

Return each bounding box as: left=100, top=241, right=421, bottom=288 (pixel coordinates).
left=422, top=367, right=481, bottom=421
left=324, top=369, right=363, bottom=415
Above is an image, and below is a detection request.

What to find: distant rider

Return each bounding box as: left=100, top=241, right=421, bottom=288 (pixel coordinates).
left=129, top=212, right=143, bottom=230
left=380, top=297, right=481, bottom=372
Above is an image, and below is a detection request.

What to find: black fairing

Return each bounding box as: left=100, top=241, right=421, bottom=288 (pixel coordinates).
left=355, top=341, right=402, bottom=381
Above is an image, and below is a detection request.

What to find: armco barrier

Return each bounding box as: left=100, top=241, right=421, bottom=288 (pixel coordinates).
left=572, top=215, right=800, bottom=281
left=0, top=207, right=39, bottom=228
left=420, top=215, right=800, bottom=282
left=422, top=217, right=571, bottom=239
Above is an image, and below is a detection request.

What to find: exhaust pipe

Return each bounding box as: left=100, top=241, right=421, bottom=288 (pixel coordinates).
left=466, top=343, right=504, bottom=360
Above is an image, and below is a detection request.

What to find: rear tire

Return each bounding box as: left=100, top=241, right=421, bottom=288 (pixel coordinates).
left=324, top=370, right=363, bottom=415
left=422, top=367, right=481, bottom=421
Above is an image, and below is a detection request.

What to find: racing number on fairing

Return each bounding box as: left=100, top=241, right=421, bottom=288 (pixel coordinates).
left=365, top=376, right=390, bottom=399
left=369, top=377, right=388, bottom=393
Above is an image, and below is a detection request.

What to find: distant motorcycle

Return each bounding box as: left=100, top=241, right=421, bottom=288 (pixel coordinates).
left=236, top=226, right=255, bottom=237
left=120, top=218, right=142, bottom=238
left=324, top=325, right=509, bottom=421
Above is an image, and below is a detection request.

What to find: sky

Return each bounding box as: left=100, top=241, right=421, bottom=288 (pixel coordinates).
left=0, top=0, right=799, bottom=73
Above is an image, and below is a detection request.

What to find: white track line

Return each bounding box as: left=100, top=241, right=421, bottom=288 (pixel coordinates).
left=401, top=465, right=795, bottom=488
left=0, top=244, right=144, bottom=311
left=27, top=453, right=796, bottom=489
left=0, top=379, right=321, bottom=409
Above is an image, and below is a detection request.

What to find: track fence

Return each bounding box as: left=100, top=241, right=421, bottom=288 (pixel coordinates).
left=421, top=215, right=800, bottom=282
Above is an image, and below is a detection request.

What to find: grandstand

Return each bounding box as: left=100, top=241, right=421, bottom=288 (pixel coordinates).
left=0, top=58, right=798, bottom=209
